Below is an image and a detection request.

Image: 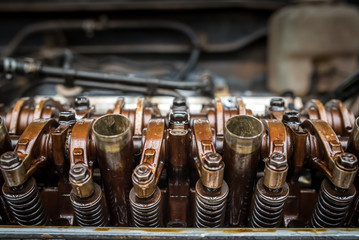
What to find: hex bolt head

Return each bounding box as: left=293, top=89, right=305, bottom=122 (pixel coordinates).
left=337, top=153, right=358, bottom=169
left=134, top=165, right=152, bottom=183
left=204, top=152, right=222, bottom=169
left=173, top=97, right=186, bottom=107
left=0, top=151, right=21, bottom=169
left=70, top=163, right=89, bottom=182
left=269, top=98, right=285, bottom=111
left=74, top=96, right=90, bottom=110
left=59, top=111, right=76, bottom=125
left=169, top=111, right=188, bottom=125
left=283, top=111, right=300, bottom=124
left=268, top=152, right=287, bottom=169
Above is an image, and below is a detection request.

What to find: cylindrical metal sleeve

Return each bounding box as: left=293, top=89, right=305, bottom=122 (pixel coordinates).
left=92, top=114, right=134, bottom=226
left=223, top=115, right=264, bottom=227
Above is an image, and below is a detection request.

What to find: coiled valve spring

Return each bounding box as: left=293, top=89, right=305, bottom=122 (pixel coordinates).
left=249, top=178, right=289, bottom=228
left=310, top=179, right=356, bottom=228
left=130, top=186, right=162, bottom=227
left=194, top=180, right=229, bottom=228
left=2, top=177, right=48, bottom=226
left=70, top=184, right=108, bottom=227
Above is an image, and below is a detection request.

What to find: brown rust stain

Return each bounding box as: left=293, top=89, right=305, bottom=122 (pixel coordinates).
left=222, top=229, right=277, bottom=234
left=94, top=227, right=110, bottom=231
left=141, top=228, right=183, bottom=233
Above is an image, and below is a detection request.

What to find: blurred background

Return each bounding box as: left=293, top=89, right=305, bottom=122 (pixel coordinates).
left=0, top=0, right=358, bottom=114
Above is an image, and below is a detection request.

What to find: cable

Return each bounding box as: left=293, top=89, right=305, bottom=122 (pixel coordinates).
left=0, top=19, right=200, bottom=81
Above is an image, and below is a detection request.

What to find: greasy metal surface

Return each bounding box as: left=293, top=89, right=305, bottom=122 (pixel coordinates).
left=0, top=226, right=357, bottom=239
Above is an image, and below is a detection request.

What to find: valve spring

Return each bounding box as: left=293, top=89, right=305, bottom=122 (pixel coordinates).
left=70, top=184, right=108, bottom=227
left=194, top=180, right=229, bottom=228
left=249, top=178, right=289, bottom=228
left=310, top=179, right=356, bottom=228
left=2, top=177, right=48, bottom=226
left=129, top=187, right=162, bottom=227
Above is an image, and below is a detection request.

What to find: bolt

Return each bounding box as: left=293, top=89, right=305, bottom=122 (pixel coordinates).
left=134, top=165, right=152, bottom=183
left=0, top=151, right=21, bottom=169
left=173, top=97, right=186, bottom=107
left=70, top=163, right=89, bottom=182
left=204, top=152, right=222, bottom=169
left=59, top=111, right=76, bottom=125
left=268, top=152, right=287, bottom=169
left=74, top=96, right=90, bottom=110
left=337, top=153, right=358, bottom=169
left=282, top=111, right=300, bottom=125
left=169, top=111, right=188, bottom=125
left=269, top=98, right=285, bottom=111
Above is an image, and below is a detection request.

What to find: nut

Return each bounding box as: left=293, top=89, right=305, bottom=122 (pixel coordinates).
left=169, top=111, right=188, bottom=125
left=268, top=152, right=287, bottom=169
left=0, top=151, right=21, bottom=169
left=133, top=165, right=152, bottom=183
left=70, top=163, right=89, bottom=182
left=59, top=111, right=76, bottom=125
left=337, top=153, right=358, bottom=169
left=269, top=98, right=285, bottom=111
left=173, top=97, right=186, bottom=107
left=283, top=111, right=300, bottom=124
left=74, top=96, right=90, bottom=110
left=204, top=152, right=222, bottom=169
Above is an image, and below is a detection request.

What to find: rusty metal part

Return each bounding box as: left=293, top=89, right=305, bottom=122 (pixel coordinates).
left=69, top=119, right=96, bottom=198
left=301, top=99, right=355, bottom=137
left=129, top=186, right=162, bottom=227
left=192, top=119, right=224, bottom=190
left=194, top=180, right=228, bottom=228
left=224, top=115, right=264, bottom=226
left=348, top=117, right=359, bottom=157
left=263, top=153, right=288, bottom=190
left=302, top=120, right=358, bottom=189
left=0, top=119, right=58, bottom=187
left=2, top=177, right=48, bottom=226
left=310, top=179, right=356, bottom=228
left=69, top=163, right=94, bottom=198
left=70, top=183, right=108, bottom=227
left=6, top=98, right=64, bottom=135
left=0, top=117, right=12, bottom=155
left=249, top=178, right=289, bottom=228
left=132, top=119, right=165, bottom=199
left=92, top=114, right=134, bottom=226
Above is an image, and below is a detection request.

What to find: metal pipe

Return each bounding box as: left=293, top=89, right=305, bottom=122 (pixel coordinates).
left=223, top=115, right=264, bottom=227
left=92, top=114, right=134, bottom=226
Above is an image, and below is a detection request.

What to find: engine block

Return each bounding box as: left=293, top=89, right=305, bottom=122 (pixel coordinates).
left=0, top=95, right=358, bottom=232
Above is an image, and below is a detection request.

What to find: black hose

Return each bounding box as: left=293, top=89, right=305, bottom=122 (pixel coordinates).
left=0, top=19, right=200, bottom=81
left=324, top=69, right=359, bottom=102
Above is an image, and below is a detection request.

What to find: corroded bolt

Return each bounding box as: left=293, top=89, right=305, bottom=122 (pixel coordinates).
left=268, top=153, right=287, bottom=169
left=134, top=165, right=152, bottom=183
left=282, top=111, right=300, bottom=124
left=0, top=151, right=21, bottom=169
left=59, top=111, right=76, bottom=125
left=74, top=96, right=90, bottom=110
left=70, top=163, right=89, bottom=182
left=269, top=98, right=285, bottom=111
left=204, top=152, right=222, bottom=170
left=169, top=111, right=188, bottom=124
left=337, top=153, right=358, bottom=169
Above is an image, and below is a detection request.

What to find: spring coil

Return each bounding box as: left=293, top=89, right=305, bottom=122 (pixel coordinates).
left=310, top=179, right=356, bottom=228
left=249, top=178, right=289, bottom=228
left=129, top=186, right=162, bottom=227
left=2, top=177, right=48, bottom=226
left=194, top=180, right=229, bottom=228
left=70, top=184, right=108, bottom=227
